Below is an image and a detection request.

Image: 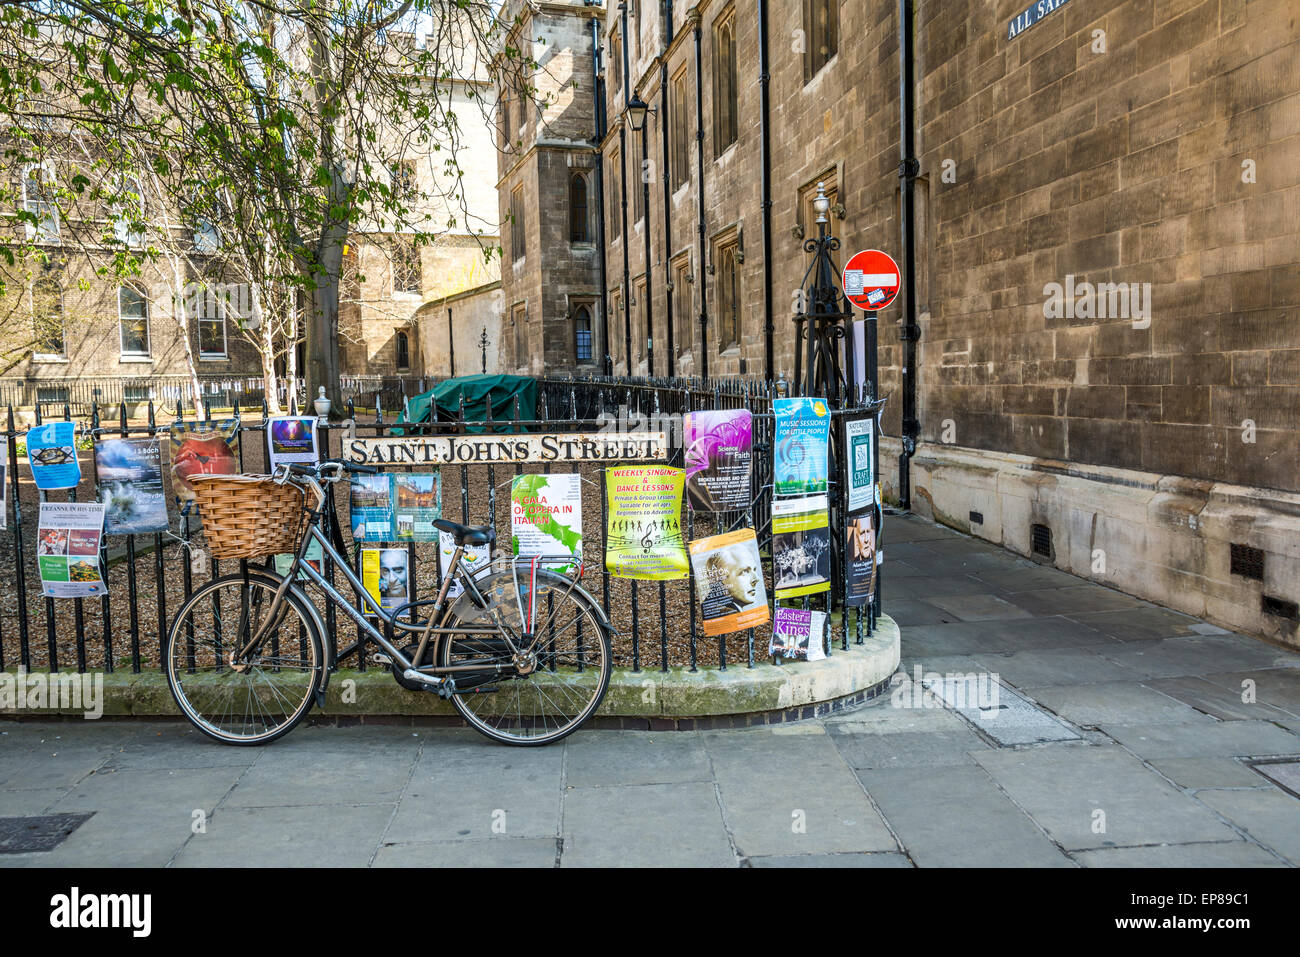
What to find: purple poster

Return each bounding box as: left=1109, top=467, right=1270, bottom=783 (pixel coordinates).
left=683, top=409, right=753, bottom=512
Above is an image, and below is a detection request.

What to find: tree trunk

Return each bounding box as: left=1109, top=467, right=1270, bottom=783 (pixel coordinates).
left=262, top=313, right=282, bottom=415
left=305, top=221, right=347, bottom=417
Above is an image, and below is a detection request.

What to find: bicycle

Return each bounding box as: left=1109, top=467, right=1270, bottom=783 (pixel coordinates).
left=165, top=460, right=614, bottom=747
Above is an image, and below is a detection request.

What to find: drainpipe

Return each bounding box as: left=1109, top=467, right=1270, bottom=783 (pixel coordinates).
left=757, top=0, right=774, bottom=383
left=898, top=0, right=920, bottom=510
left=619, top=3, right=632, bottom=370
left=660, top=1, right=675, bottom=377
left=640, top=108, right=654, bottom=375
left=692, top=9, right=709, bottom=383
left=591, top=12, right=612, bottom=375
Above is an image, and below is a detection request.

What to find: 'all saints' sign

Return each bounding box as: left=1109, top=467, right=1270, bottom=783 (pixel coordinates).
left=345, top=432, right=668, bottom=466
left=1007, top=0, right=1070, bottom=40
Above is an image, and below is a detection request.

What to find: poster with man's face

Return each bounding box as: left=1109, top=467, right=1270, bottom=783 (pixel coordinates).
left=689, top=529, right=770, bottom=637
left=845, top=511, right=877, bottom=608
left=361, top=547, right=411, bottom=611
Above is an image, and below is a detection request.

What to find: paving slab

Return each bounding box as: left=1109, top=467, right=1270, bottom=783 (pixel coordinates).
left=374, top=837, right=558, bottom=868
left=970, top=566, right=1090, bottom=593
left=885, top=575, right=997, bottom=601
left=973, top=745, right=1241, bottom=850
left=1197, top=669, right=1300, bottom=718
left=830, top=728, right=991, bottom=770
left=858, top=765, right=1072, bottom=867
left=223, top=746, right=414, bottom=808
left=705, top=728, right=896, bottom=857
left=561, top=782, right=733, bottom=867
left=1142, top=675, right=1293, bottom=721
left=884, top=599, right=961, bottom=627
left=1100, top=720, right=1300, bottom=760
left=1249, top=760, right=1300, bottom=796
left=1024, top=681, right=1218, bottom=727
left=389, top=737, right=562, bottom=842
left=926, top=594, right=1034, bottom=622
left=1067, top=607, right=1200, bottom=641
left=967, top=648, right=1141, bottom=688
left=929, top=679, right=1082, bottom=746
left=563, top=731, right=711, bottom=787
left=173, top=803, right=394, bottom=867
left=1071, top=842, right=1286, bottom=867
left=748, top=851, right=914, bottom=867
left=824, top=696, right=970, bottom=734
left=1195, top=788, right=1300, bottom=864
left=1006, top=586, right=1143, bottom=617
left=0, top=788, right=67, bottom=816
left=1095, top=636, right=1293, bottom=679
left=1149, top=758, right=1272, bottom=790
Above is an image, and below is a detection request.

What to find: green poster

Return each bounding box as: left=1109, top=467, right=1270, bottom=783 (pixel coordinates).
left=605, top=465, right=689, bottom=580
left=511, top=473, right=583, bottom=572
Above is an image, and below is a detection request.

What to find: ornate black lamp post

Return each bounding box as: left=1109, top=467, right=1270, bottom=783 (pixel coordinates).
left=792, top=183, right=857, bottom=404
left=479, top=328, right=489, bottom=374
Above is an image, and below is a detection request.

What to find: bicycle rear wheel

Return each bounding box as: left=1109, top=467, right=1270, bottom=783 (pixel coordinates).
left=165, top=571, right=324, bottom=745
left=439, top=567, right=612, bottom=746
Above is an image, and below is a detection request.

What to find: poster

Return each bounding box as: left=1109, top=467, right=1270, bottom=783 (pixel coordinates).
left=266, top=416, right=319, bottom=469
left=683, top=409, right=753, bottom=512
left=26, top=421, right=81, bottom=490
left=773, top=397, right=830, bottom=496
left=169, top=419, right=239, bottom=504
left=361, top=547, right=410, bottom=612
left=36, top=501, right=107, bottom=598
left=689, top=529, right=770, bottom=637
left=273, top=537, right=324, bottom=581
left=392, top=473, right=441, bottom=542
left=94, top=437, right=169, bottom=535
left=845, top=511, right=877, bottom=608
left=350, top=472, right=441, bottom=542
left=772, top=494, right=832, bottom=599
left=604, top=465, right=688, bottom=580
left=511, top=473, right=582, bottom=571
left=769, top=607, right=828, bottom=662
left=0, top=461, right=7, bottom=530
left=438, top=530, right=491, bottom=599
left=845, top=414, right=875, bottom=512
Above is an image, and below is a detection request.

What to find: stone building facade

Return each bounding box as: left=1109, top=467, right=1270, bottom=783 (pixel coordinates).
left=499, top=0, right=1300, bottom=646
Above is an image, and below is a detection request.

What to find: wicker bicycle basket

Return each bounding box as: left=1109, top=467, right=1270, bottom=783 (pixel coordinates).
left=187, top=474, right=308, bottom=560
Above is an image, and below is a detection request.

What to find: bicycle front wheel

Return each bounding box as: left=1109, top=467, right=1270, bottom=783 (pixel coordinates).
left=165, top=571, right=324, bottom=746
left=439, top=568, right=612, bottom=746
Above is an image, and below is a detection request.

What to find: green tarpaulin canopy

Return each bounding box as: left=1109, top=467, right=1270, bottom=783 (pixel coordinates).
left=396, top=375, right=538, bottom=433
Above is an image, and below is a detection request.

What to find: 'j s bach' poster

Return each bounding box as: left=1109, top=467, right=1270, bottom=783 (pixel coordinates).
left=95, top=437, right=169, bottom=535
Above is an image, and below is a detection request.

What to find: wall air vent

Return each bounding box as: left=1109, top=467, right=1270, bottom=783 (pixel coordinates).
left=1031, top=523, right=1052, bottom=558
left=1230, top=543, right=1265, bottom=581
left=1261, top=595, right=1299, bottom=621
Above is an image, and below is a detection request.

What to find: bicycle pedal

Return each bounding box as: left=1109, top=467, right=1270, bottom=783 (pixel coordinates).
left=372, top=653, right=394, bottom=666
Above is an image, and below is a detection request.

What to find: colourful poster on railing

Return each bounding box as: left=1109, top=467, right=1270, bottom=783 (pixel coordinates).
left=511, top=473, right=582, bottom=572
left=360, top=547, right=411, bottom=612
left=266, top=416, right=320, bottom=470
left=350, top=473, right=394, bottom=542
left=439, top=531, right=491, bottom=599
left=772, top=494, right=832, bottom=599
left=605, top=465, right=688, bottom=580
left=169, top=419, right=239, bottom=504
left=36, top=501, right=107, bottom=598
left=689, top=528, right=770, bottom=637
left=94, top=437, right=169, bottom=535
left=392, top=473, right=441, bottom=542
left=770, top=607, right=828, bottom=661
left=845, top=511, right=878, bottom=608
left=26, top=421, right=81, bottom=491
left=683, top=409, right=753, bottom=512
left=773, top=397, right=830, bottom=495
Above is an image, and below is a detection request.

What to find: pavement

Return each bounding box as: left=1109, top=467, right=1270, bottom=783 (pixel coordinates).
left=2, top=512, right=1299, bottom=867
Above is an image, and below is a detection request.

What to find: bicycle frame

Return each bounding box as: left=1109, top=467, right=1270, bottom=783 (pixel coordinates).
left=234, top=483, right=591, bottom=685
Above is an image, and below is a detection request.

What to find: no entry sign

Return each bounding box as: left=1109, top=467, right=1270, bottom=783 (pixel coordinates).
left=843, top=249, right=900, bottom=311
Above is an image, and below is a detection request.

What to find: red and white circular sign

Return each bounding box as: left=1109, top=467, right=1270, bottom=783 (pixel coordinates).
left=842, top=249, right=900, bottom=311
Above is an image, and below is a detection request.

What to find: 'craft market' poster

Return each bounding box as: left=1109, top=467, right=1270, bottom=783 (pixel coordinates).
left=773, top=397, right=830, bottom=495
left=37, top=501, right=107, bottom=598
left=361, top=547, right=410, bottom=611
left=511, top=473, right=583, bottom=571
left=266, top=416, right=320, bottom=469
left=844, top=414, right=876, bottom=512
left=683, top=409, right=753, bottom=512
left=845, top=512, right=878, bottom=607
left=169, top=420, right=239, bottom=504
left=350, top=473, right=441, bottom=542
left=95, top=437, right=169, bottom=535
left=772, top=494, right=832, bottom=599
left=689, top=529, right=770, bottom=637
left=605, top=465, right=688, bottom=580
left=770, top=607, right=828, bottom=661
left=27, top=421, right=81, bottom=491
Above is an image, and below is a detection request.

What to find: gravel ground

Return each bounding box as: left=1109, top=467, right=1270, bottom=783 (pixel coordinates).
left=1, top=414, right=809, bottom=674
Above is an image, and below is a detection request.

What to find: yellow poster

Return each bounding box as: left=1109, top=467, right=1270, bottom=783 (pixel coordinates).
left=604, top=465, right=688, bottom=580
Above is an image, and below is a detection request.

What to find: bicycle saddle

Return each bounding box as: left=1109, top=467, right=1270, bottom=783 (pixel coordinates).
left=433, top=518, right=496, bottom=546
